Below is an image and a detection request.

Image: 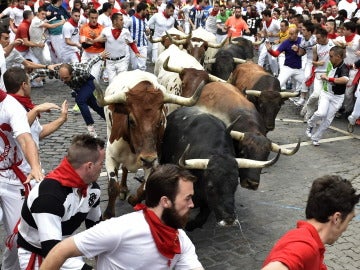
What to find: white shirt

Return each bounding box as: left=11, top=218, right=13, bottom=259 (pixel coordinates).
left=30, top=16, right=46, bottom=43
left=10, top=5, right=32, bottom=27
left=0, top=46, right=6, bottom=90
left=335, top=34, right=360, bottom=65
left=147, top=12, right=175, bottom=38
left=98, top=13, right=112, bottom=28
left=338, top=0, right=357, bottom=19
left=100, top=27, right=133, bottom=58
left=62, top=21, right=80, bottom=54
left=0, top=94, right=30, bottom=184
left=74, top=210, right=203, bottom=270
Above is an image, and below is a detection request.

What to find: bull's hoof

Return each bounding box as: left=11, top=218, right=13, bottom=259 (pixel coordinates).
left=103, top=209, right=115, bottom=220
left=127, top=195, right=138, bottom=206
left=119, top=191, right=128, bottom=201
left=348, top=123, right=355, bottom=133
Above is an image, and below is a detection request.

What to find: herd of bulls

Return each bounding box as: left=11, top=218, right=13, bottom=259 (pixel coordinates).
left=96, top=28, right=301, bottom=231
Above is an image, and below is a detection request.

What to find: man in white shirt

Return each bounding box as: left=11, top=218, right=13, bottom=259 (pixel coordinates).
left=30, top=6, right=65, bottom=64
left=62, top=8, right=82, bottom=63
left=39, top=164, right=204, bottom=270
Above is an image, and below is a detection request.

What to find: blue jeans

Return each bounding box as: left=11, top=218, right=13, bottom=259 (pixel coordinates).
left=75, top=76, right=105, bottom=126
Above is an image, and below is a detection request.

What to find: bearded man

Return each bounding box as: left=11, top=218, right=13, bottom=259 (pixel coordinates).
left=39, top=164, right=204, bottom=270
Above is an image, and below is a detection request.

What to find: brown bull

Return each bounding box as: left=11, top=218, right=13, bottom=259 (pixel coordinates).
left=195, top=81, right=300, bottom=189
left=231, top=62, right=298, bottom=133
left=96, top=70, right=205, bottom=219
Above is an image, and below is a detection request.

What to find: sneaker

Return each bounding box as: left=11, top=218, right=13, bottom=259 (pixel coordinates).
left=72, top=104, right=80, bottom=113
left=312, top=140, right=320, bottom=146
left=295, top=98, right=305, bottom=107
left=87, top=125, right=98, bottom=138
left=348, top=115, right=356, bottom=125
left=305, top=126, right=313, bottom=138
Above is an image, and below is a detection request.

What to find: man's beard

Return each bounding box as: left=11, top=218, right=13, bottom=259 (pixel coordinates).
left=235, top=14, right=241, bottom=18
left=162, top=206, right=189, bottom=229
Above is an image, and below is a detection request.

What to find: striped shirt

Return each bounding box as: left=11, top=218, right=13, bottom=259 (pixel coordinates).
left=17, top=179, right=101, bottom=258
left=129, top=15, right=148, bottom=47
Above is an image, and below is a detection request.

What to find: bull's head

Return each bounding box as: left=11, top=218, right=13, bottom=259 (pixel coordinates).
left=230, top=131, right=300, bottom=189
left=96, top=78, right=205, bottom=168
left=245, top=90, right=299, bottom=132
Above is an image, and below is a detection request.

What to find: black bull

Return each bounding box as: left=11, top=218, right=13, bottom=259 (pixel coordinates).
left=160, top=106, right=279, bottom=231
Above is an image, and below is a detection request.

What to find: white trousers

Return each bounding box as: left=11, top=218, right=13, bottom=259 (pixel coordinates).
left=62, top=51, right=80, bottom=63
left=0, top=181, right=25, bottom=270
left=31, top=43, right=52, bottom=65
left=258, top=43, right=279, bottom=75
left=350, top=85, right=360, bottom=120
left=303, top=73, right=325, bottom=120
left=343, top=69, right=356, bottom=113
left=81, top=51, right=103, bottom=82
left=308, top=91, right=344, bottom=141
left=130, top=46, right=147, bottom=71
left=49, top=35, right=64, bottom=63
left=277, top=65, right=304, bottom=91
left=18, top=247, right=86, bottom=270
left=106, top=58, right=129, bottom=84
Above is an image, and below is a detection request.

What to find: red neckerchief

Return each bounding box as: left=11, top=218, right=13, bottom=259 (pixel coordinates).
left=46, top=157, right=88, bottom=197
left=265, top=18, right=272, bottom=28
left=67, top=17, right=78, bottom=27
left=163, top=11, right=170, bottom=19
left=8, top=94, right=39, bottom=117
left=327, top=32, right=338, bottom=39
left=111, top=28, right=121, bottom=39
left=83, top=13, right=88, bottom=18
left=346, top=0, right=353, bottom=3
left=16, top=4, right=24, bottom=9
left=210, top=9, right=218, bottom=16
left=0, top=90, right=6, bottom=102
left=92, top=0, right=101, bottom=10
left=135, top=13, right=145, bottom=20
left=120, top=8, right=127, bottom=15
left=345, top=33, right=356, bottom=42
left=134, top=203, right=181, bottom=265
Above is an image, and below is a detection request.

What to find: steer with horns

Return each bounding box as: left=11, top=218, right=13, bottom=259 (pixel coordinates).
left=160, top=106, right=280, bottom=231
left=95, top=70, right=205, bottom=218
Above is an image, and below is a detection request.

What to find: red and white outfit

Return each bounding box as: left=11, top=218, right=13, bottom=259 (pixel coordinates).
left=9, top=4, right=32, bottom=42
left=62, top=18, right=81, bottom=63
left=335, top=33, right=360, bottom=113
left=258, top=18, right=280, bottom=76
left=100, top=27, right=139, bottom=83
left=73, top=209, right=203, bottom=269
left=0, top=92, right=32, bottom=270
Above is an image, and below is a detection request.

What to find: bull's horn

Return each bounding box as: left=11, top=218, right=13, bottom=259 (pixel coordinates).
left=245, top=90, right=261, bottom=97
left=94, top=81, right=107, bottom=107
left=208, top=74, right=226, bottom=82
left=230, top=130, right=245, bottom=141
left=233, top=58, right=246, bottom=64
left=280, top=91, right=300, bottom=98
left=163, top=56, right=183, bottom=74
left=179, top=144, right=208, bottom=169
left=149, top=35, right=162, bottom=43
left=204, top=58, right=216, bottom=64
left=230, top=38, right=239, bottom=45
left=252, top=37, right=266, bottom=45
left=226, top=115, right=242, bottom=133
left=236, top=150, right=280, bottom=168
left=227, top=72, right=233, bottom=83
left=165, top=31, right=188, bottom=45
left=271, top=138, right=300, bottom=156
left=163, top=80, right=205, bottom=106
left=207, top=36, right=228, bottom=48
left=103, top=91, right=127, bottom=104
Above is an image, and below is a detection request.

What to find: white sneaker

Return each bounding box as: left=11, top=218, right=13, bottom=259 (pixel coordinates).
left=312, top=140, right=320, bottom=146
left=348, top=115, right=356, bottom=125
left=295, top=98, right=305, bottom=106
left=305, top=126, right=313, bottom=138
left=87, top=125, right=98, bottom=138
